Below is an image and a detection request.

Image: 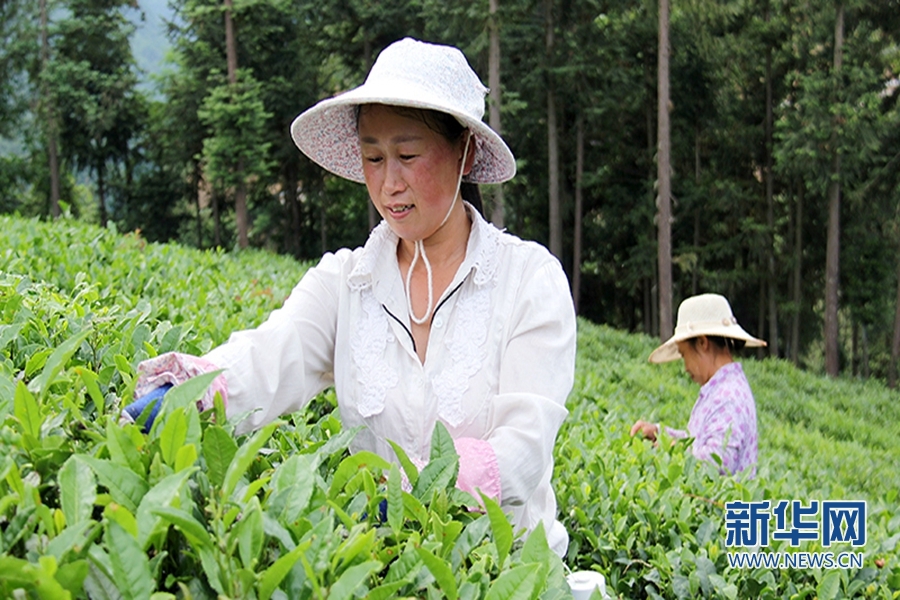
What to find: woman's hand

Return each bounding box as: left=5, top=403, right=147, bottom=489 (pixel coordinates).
left=630, top=419, right=659, bottom=442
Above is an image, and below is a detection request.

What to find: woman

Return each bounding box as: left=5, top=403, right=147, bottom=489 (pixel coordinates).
left=630, top=293, right=764, bottom=477
left=123, top=38, right=576, bottom=556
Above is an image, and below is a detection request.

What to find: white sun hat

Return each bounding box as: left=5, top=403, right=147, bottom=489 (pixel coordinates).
left=290, top=37, right=516, bottom=185
left=648, top=293, right=767, bottom=363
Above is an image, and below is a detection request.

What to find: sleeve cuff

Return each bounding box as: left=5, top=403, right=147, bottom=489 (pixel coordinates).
left=454, top=437, right=502, bottom=504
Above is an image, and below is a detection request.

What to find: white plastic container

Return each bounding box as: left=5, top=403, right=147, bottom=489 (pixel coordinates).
left=566, top=570, right=608, bottom=600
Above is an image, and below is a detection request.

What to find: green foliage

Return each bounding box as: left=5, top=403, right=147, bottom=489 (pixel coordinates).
left=562, top=319, right=900, bottom=598
left=0, top=215, right=571, bottom=597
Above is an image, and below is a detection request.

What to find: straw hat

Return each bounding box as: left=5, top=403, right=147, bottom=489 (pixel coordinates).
left=290, top=37, right=516, bottom=185
left=648, top=293, right=766, bottom=363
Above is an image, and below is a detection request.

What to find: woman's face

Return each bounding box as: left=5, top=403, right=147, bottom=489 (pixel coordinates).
left=357, top=105, right=467, bottom=241
left=676, top=338, right=716, bottom=385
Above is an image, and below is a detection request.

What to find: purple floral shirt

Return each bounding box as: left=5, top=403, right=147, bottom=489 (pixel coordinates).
left=666, top=362, right=758, bottom=477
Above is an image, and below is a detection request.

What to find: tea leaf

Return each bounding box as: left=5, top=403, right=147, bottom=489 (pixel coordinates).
left=202, top=425, right=237, bottom=488
left=387, top=440, right=419, bottom=489
left=236, top=497, right=264, bottom=570
left=14, top=380, right=42, bottom=445
left=59, top=456, right=96, bottom=526
left=387, top=464, right=403, bottom=534
left=417, top=546, right=458, bottom=600
left=484, top=564, right=540, bottom=600
left=257, top=539, right=312, bottom=600
left=222, top=420, right=283, bottom=500
left=136, top=468, right=198, bottom=549
left=328, top=451, right=391, bottom=500
left=412, top=455, right=458, bottom=500
left=269, top=454, right=314, bottom=526
left=0, top=555, right=72, bottom=599
left=34, top=328, right=92, bottom=400
left=106, top=420, right=144, bottom=476
left=77, top=455, right=149, bottom=513
left=817, top=571, right=841, bottom=600
left=160, top=409, right=187, bottom=466
left=151, top=506, right=213, bottom=549
left=150, top=370, right=222, bottom=437
left=106, top=520, right=154, bottom=600
left=429, top=421, right=456, bottom=461
left=480, top=491, right=513, bottom=569
left=328, top=560, right=383, bottom=600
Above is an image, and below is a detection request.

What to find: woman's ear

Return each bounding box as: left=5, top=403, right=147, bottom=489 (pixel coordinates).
left=696, top=335, right=710, bottom=352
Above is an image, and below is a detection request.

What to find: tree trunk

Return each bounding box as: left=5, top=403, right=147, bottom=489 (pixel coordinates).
left=224, top=0, right=249, bottom=249
left=573, top=114, right=584, bottom=312
left=213, top=188, right=222, bottom=247
left=890, top=250, right=900, bottom=388
left=546, top=0, right=562, bottom=260
left=790, top=182, right=804, bottom=366
left=489, top=0, right=505, bottom=228
left=194, top=163, right=203, bottom=248
left=765, top=39, right=780, bottom=357
left=692, top=126, right=700, bottom=295
left=41, top=0, right=60, bottom=219
left=656, top=0, right=673, bottom=340
left=824, top=4, right=843, bottom=376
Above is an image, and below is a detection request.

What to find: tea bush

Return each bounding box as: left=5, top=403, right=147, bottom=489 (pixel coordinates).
left=1, top=215, right=898, bottom=599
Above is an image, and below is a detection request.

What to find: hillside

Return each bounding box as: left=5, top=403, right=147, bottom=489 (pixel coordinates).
left=1, top=214, right=898, bottom=598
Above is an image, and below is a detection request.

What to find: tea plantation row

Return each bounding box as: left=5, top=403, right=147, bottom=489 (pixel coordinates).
left=1, top=214, right=898, bottom=599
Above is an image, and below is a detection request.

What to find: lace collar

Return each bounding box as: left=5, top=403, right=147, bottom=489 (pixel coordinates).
left=346, top=202, right=501, bottom=293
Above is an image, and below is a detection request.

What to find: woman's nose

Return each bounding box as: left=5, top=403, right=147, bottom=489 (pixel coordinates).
left=383, top=159, right=406, bottom=194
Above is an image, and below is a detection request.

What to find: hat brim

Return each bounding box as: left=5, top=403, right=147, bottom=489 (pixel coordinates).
left=290, top=82, right=516, bottom=185
left=648, top=326, right=767, bottom=363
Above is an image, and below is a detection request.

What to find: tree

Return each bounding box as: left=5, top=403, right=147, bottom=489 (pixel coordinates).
left=53, top=0, right=144, bottom=227
left=657, top=0, right=673, bottom=339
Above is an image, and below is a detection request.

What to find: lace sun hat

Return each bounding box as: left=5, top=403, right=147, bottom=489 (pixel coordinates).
left=648, top=293, right=767, bottom=363
left=290, top=37, right=516, bottom=185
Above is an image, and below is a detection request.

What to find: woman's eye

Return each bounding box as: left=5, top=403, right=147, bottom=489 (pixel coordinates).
left=400, top=154, right=417, bottom=161
left=364, top=156, right=383, bottom=164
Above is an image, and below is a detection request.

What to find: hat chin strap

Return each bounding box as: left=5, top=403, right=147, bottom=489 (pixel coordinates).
left=405, top=133, right=472, bottom=325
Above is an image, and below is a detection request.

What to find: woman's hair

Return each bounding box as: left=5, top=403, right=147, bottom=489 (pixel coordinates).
left=355, top=105, right=484, bottom=215
left=689, top=335, right=746, bottom=354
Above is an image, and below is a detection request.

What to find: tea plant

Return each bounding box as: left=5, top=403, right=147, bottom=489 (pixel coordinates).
left=1, top=214, right=899, bottom=598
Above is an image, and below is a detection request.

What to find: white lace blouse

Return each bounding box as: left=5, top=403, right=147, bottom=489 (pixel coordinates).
left=203, top=206, right=577, bottom=555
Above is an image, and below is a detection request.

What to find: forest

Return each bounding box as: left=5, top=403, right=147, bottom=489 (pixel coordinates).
left=1, top=0, right=899, bottom=382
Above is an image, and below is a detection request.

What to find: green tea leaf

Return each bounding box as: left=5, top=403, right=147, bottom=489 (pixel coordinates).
left=35, top=329, right=92, bottom=399
left=387, top=464, right=403, bottom=534
left=429, top=420, right=457, bottom=461
left=202, top=425, right=237, bottom=488
left=388, top=439, right=419, bottom=488
left=174, top=444, right=198, bottom=472
left=78, top=455, right=149, bottom=513
left=328, top=560, right=383, bottom=600
left=485, top=564, right=540, bottom=600
left=257, top=539, right=311, bottom=600
left=136, top=468, right=197, bottom=549
left=222, top=420, right=282, bottom=500
left=105, top=419, right=144, bottom=476
left=817, top=571, right=841, bottom=600
left=268, top=454, right=314, bottom=526
left=412, top=454, right=458, bottom=500
left=105, top=520, right=154, bottom=600
left=159, top=409, right=187, bottom=466
left=59, top=455, right=96, bottom=526
left=328, top=451, right=391, bottom=500
left=0, top=555, right=72, bottom=599
left=417, top=547, right=458, bottom=600
left=151, top=506, right=213, bottom=549
left=236, top=497, right=264, bottom=570
left=481, top=491, right=513, bottom=569
left=14, top=380, right=42, bottom=443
